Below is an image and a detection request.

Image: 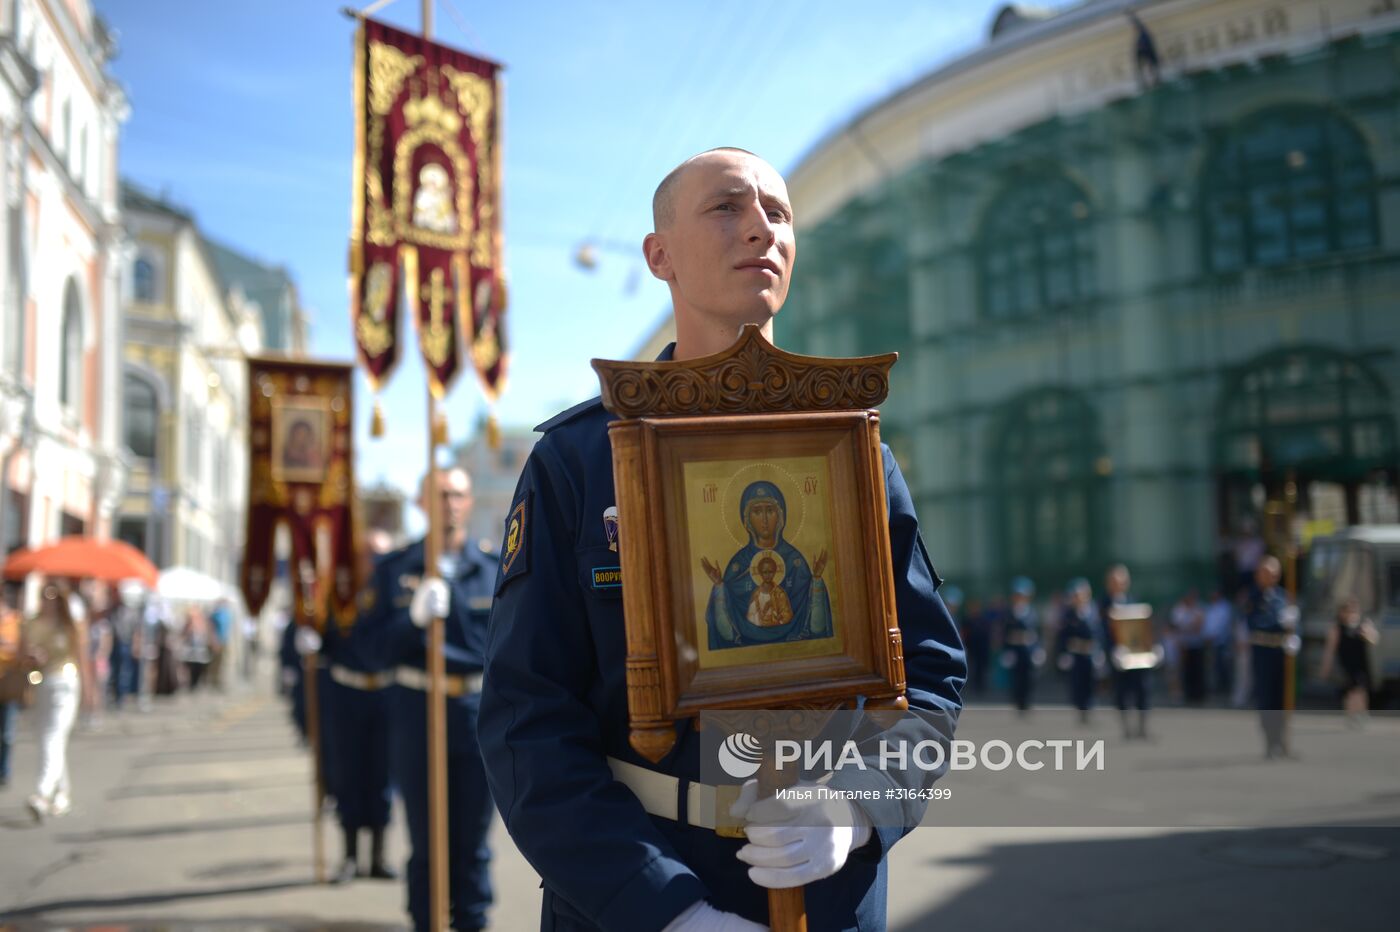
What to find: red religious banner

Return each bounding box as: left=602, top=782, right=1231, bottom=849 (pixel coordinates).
left=349, top=17, right=506, bottom=403
left=240, top=359, right=363, bottom=631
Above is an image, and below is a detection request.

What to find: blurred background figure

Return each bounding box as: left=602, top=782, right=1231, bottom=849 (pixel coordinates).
left=22, top=579, right=95, bottom=820
left=1171, top=588, right=1207, bottom=706
left=1102, top=564, right=1153, bottom=740
left=1001, top=577, right=1040, bottom=716
left=962, top=596, right=992, bottom=696
left=1318, top=596, right=1378, bottom=727
left=0, top=582, right=23, bottom=788
left=1057, top=577, right=1101, bottom=724
left=108, top=581, right=145, bottom=710
left=1242, top=556, right=1296, bottom=759
left=209, top=598, right=232, bottom=690
left=182, top=605, right=214, bottom=691
left=1203, top=589, right=1234, bottom=702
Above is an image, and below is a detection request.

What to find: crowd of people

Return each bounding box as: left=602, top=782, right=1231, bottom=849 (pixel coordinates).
left=949, top=559, right=1380, bottom=739
left=0, top=577, right=243, bottom=820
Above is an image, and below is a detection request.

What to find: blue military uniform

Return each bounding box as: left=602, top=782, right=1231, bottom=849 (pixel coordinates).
left=1001, top=590, right=1039, bottom=713
left=322, top=559, right=397, bottom=879
left=1242, top=583, right=1291, bottom=756
left=1056, top=602, right=1099, bottom=716
left=358, top=537, right=499, bottom=930
left=479, top=362, right=967, bottom=932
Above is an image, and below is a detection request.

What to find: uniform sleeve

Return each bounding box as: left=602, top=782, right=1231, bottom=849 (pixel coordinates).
left=478, top=446, right=709, bottom=931
left=838, top=448, right=967, bottom=862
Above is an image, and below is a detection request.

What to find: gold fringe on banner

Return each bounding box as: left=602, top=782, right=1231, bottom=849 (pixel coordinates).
left=370, top=396, right=386, bottom=437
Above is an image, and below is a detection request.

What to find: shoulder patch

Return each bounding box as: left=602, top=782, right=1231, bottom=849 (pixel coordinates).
left=358, top=588, right=376, bottom=612
left=500, top=493, right=529, bottom=582
left=533, top=396, right=605, bottom=434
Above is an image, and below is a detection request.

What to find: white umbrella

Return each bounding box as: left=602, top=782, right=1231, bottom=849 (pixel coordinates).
left=157, top=566, right=226, bottom=602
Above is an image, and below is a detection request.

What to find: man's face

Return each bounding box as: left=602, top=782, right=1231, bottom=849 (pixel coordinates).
left=647, top=151, right=795, bottom=329
left=748, top=500, right=780, bottom=542
left=421, top=470, right=473, bottom=532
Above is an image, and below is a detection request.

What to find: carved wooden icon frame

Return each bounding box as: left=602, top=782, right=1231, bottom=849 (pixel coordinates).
left=593, top=326, right=909, bottom=763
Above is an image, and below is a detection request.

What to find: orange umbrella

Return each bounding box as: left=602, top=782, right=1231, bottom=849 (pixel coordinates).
left=3, top=536, right=158, bottom=588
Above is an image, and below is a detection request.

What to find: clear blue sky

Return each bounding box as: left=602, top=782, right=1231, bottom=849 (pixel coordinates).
left=95, top=0, right=1075, bottom=499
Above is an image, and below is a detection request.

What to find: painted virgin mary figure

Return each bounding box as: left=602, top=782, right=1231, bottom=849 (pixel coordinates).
left=701, top=480, right=832, bottom=649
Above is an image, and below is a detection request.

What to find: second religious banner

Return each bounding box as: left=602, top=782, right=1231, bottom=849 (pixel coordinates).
left=349, top=17, right=506, bottom=401
left=240, top=358, right=362, bottom=631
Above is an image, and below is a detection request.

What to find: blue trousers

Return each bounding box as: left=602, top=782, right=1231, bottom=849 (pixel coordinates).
left=0, top=701, right=15, bottom=781
left=1252, top=645, right=1287, bottom=751
left=1068, top=656, right=1095, bottom=711
left=1008, top=648, right=1033, bottom=710
left=109, top=640, right=139, bottom=708
left=325, top=679, right=393, bottom=831
left=390, top=684, right=494, bottom=931
left=1115, top=668, right=1151, bottom=711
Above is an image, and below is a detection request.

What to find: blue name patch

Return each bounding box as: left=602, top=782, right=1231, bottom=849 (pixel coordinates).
left=591, top=567, right=622, bottom=589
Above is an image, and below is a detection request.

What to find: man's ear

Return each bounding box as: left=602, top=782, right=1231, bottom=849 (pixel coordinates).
left=643, top=232, right=672, bottom=282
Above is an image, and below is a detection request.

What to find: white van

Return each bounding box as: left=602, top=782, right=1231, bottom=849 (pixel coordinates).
left=1300, top=526, right=1400, bottom=703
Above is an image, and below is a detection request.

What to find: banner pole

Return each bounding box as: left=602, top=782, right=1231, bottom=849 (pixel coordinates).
left=305, top=652, right=327, bottom=885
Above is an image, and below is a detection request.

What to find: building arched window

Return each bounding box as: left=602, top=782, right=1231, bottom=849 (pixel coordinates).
left=123, top=372, right=159, bottom=460
left=1215, top=346, right=1396, bottom=482
left=59, top=278, right=82, bottom=411
left=133, top=257, right=156, bottom=302
left=990, top=387, right=1106, bottom=589
left=978, top=170, right=1095, bottom=319
left=1202, top=107, right=1377, bottom=272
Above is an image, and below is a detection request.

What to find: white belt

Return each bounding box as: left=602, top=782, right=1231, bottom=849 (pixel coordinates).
left=329, top=664, right=393, bottom=691
left=393, top=665, right=483, bottom=696
left=607, top=756, right=743, bottom=835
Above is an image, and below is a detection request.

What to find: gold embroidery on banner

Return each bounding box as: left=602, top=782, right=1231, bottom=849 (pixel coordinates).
left=356, top=261, right=394, bottom=356
left=441, top=66, right=496, bottom=268
left=368, top=41, right=422, bottom=116
left=319, top=459, right=350, bottom=509
left=420, top=267, right=452, bottom=368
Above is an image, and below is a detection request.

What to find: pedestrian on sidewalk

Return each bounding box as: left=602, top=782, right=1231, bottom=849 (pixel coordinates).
left=1171, top=588, right=1207, bottom=705
left=20, top=578, right=95, bottom=820
left=1318, top=596, right=1377, bottom=727
left=0, top=582, right=25, bottom=788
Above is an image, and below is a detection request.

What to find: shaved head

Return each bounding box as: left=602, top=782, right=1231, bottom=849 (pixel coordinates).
left=652, top=147, right=761, bottom=231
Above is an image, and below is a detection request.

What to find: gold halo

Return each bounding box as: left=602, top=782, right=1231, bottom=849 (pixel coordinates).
left=748, top=549, right=786, bottom=587
left=721, top=464, right=804, bottom=546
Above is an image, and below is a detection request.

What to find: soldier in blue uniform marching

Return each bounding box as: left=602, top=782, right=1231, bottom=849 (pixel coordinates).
left=1001, top=577, right=1040, bottom=715
left=358, top=467, right=498, bottom=931
left=1056, top=578, right=1101, bottom=724
left=479, top=148, right=966, bottom=932
left=1242, top=555, right=1297, bottom=759
left=321, top=539, right=398, bottom=884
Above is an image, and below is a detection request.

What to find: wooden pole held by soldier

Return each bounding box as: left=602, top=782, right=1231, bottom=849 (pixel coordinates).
left=304, top=652, right=327, bottom=885
left=424, top=405, right=450, bottom=932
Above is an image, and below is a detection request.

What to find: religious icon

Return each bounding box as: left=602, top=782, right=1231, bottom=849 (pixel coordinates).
left=699, top=479, right=834, bottom=652
left=271, top=397, right=331, bottom=484
left=412, top=162, right=457, bottom=234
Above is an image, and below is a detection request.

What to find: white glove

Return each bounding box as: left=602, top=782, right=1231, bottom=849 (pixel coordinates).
left=730, top=779, right=873, bottom=889
left=293, top=626, right=322, bottom=655
left=661, top=900, right=766, bottom=932
left=409, top=577, right=450, bottom=629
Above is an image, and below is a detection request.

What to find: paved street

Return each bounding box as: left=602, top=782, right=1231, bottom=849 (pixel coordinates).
left=2, top=680, right=1397, bottom=930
